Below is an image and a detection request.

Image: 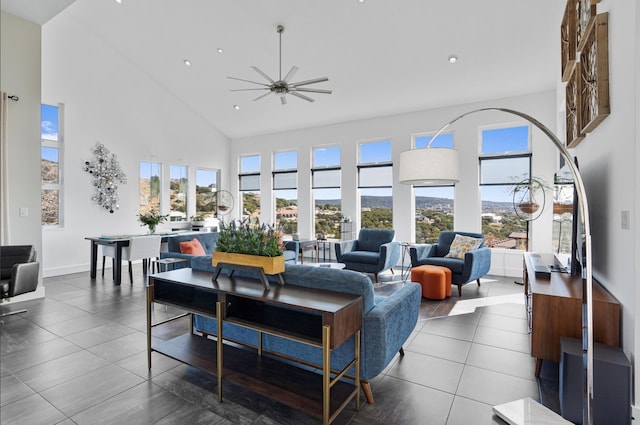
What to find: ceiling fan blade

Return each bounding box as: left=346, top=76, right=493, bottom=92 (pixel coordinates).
left=227, top=76, right=270, bottom=86
left=280, top=95, right=287, bottom=105
left=290, top=76, right=329, bottom=87
left=291, top=87, right=332, bottom=94
left=231, top=88, right=270, bottom=92
left=251, top=66, right=275, bottom=83
left=253, top=91, right=273, bottom=101
left=283, top=66, right=299, bottom=83
left=288, top=91, right=315, bottom=103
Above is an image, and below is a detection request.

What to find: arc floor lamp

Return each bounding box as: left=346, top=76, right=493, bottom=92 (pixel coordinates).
left=399, top=107, right=593, bottom=425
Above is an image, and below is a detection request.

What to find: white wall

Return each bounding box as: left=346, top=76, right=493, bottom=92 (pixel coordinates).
left=1, top=12, right=45, bottom=299
left=556, top=0, right=639, bottom=413
left=230, top=91, right=558, bottom=277
left=41, top=11, right=230, bottom=277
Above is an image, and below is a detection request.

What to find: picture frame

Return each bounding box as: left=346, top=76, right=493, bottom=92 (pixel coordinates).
left=561, top=0, right=577, bottom=82
left=579, top=13, right=610, bottom=134
left=565, top=62, right=584, bottom=148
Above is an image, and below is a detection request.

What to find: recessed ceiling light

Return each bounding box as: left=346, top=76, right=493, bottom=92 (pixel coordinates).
left=358, top=0, right=365, bottom=3
left=217, top=48, right=224, bottom=53
left=183, top=59, right=192, bottom=67
left=115, top=0, right=122, bottom=4
left=233, top=105, right=240, bottom=110
left=448, top=55, right=458, bottom=64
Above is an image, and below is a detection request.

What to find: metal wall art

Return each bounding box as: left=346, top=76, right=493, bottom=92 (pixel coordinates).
left=83, top=143, right=127, bottom=213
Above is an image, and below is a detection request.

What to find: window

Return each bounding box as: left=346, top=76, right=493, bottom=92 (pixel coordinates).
left=195, top=169, right=219, bottom=219
left=169, top=165, right=188, bottom=221
left=139, top=161, right=161, bottom=215
left=41, top=103, right=63, bottom=226
left=312, top=146, right=341, bottom=239
left=273, top=151, right=297, bottom=235
left=358, top=140, right=392, bottom=229
left=239, top=155, right=260, bottom=222
left=479, top=125, right=531, bottom=250
left=413, top=133, right=455, bottom=242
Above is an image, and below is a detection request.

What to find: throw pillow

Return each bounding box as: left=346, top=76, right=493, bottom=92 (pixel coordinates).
left=179, top=238, right=206, bottom=255
left=445, top=234, right=483, bottom=259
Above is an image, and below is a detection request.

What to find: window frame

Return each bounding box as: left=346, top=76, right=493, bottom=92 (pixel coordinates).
left=273, top=151, right=298, bottom=234
left=358, top=139, right=393, bottom=229
left=139, top=160, right=162, bottom=215
left=41, top=103, right=64, bottom=228
left=479, top=124, right=532, bottom=250
left=312, top=146, right=342, bottom=239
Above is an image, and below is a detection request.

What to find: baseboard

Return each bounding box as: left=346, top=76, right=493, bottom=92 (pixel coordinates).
left=632, top=405, right=639, bottom=422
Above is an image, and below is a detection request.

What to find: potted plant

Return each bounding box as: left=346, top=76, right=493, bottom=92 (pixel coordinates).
left=510, top=176, right=552, bottom=215
left=138, top=210, right=168, bottom=234
left=212, top=220, right=285, bottom=275
left=190, top=214, right=206, bottom=228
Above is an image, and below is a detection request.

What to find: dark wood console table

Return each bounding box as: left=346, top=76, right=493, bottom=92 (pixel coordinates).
left=147, top=268, right=363, bottom=424
left=523, top=252, right=620, bottom=376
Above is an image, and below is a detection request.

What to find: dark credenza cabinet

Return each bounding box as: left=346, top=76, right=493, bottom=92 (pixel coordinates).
left=523, top=253, right=620, bottom=377
left=147, top=268, right=363, bottom=425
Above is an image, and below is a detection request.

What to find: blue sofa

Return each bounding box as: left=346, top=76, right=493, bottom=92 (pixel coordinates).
left=192, top=263, right=422, bottom=403
left=334, top=228, right=401, bottom=282
left=409, top=231, right=491, bottom=296
left=161, top=232, right=299, bottom=271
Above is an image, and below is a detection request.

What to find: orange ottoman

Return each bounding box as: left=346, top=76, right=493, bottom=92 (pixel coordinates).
left=410, top=265, right=452, bottom=300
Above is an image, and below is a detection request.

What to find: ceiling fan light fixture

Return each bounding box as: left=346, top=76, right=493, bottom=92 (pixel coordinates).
left=228, top=25, right=332, bottom=105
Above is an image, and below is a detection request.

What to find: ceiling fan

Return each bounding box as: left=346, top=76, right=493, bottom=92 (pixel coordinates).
left=228, top=25, right=332, bottom=105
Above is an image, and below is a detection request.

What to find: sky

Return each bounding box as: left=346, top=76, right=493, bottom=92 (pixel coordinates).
left=41, top=104, right=59, bottom=161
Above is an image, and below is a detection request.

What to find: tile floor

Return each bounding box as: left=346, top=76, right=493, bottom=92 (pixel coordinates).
left=1, top=266, right=558, bottom=425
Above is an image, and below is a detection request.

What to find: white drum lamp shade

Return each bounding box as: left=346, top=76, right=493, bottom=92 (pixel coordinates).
left=398, top=148, right=460, bottom=185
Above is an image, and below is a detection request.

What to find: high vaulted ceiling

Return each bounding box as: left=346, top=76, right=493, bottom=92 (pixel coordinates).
left=3, top=0, right=565, bottom=139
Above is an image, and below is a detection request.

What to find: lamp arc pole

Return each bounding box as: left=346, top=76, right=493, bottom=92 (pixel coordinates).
left=401, top=107, right=593, bottom=425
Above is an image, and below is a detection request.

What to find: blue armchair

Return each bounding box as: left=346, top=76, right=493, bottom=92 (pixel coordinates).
left=335, top=228, right=400, bottom=283
left=409, top=231, right=491, bottom=296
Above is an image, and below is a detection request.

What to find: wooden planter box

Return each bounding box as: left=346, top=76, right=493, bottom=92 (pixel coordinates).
left=212, top=251, right=285, bottom=275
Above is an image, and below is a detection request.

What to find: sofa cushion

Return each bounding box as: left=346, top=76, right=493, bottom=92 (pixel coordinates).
left=357, top=229, right=395, bottom=252
left=179, top=238, right=205, bottom=255
left=341, top=251, right=379, bottom=265
left=445, top=234, right=483, bottom=259
left=167, top=233, right=219, bottom=254
left=419, top=257, right=465, bottom=274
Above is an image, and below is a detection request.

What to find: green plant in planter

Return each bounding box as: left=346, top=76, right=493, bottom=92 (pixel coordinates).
left=138, top=210, right=168, bottom=233
left=509, top=176, right=552, bottom=216
left=216, top=220, right=284, bottom=257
